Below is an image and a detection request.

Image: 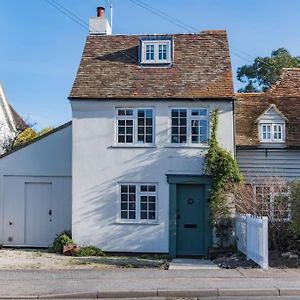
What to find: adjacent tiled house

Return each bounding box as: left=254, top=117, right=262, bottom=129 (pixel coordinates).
left=69, top=7, right=235, bottom=257
left=236, top=68, right=300, bottom=206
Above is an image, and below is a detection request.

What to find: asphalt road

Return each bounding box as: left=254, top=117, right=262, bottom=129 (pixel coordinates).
left=1, top=269, right=300, bottom=298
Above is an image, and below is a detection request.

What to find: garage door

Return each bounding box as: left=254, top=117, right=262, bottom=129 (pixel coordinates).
left=3, top=176, right=71, bottom=247
left=25, top=183, right=53, bottom=246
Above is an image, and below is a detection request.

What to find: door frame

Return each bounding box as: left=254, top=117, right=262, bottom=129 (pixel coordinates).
left=166, top=174, right=212, bottom=258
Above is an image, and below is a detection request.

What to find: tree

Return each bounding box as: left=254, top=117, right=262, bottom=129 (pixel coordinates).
left=237, top=48, right=300, bottom=92
left=1, top=125, right=54, bottom=153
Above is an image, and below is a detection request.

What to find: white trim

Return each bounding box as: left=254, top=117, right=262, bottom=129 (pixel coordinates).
left=115, top=107, right=155, bottom=147
left=116, top=182, right=158, bottom=224
left=169, top=107, right=209, bottom=146
left=259, top=123, right=285, bottom=143
left=141, top=40, right=172, bottom=64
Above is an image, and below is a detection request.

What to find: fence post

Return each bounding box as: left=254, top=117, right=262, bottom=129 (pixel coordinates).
left=246, top=214, right=250, bottom=260
left=262, top=216, right=269, bottom=269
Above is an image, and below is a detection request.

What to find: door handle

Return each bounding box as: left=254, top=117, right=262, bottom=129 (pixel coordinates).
left=48, top=210, right=52, bottom=216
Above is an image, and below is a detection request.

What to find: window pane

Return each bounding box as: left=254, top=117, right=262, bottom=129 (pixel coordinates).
left=171, top=109, right=187, bottom=144
left=149, top=212, right=156, bottom=220
left=120, top=185, right=136, bottom=220
left=139, top=185, right=157, bottom=221
left=137, top=109, right=153, bottom=144
left=158, top=44, right=168, bottom=60
left=129, top=185, right=136, bottom=193
left=141, top=212, right=147, bottom=220
left=146, top=44, right=155, bottom=60
left=129, top=211, right=136, bottom=219
left=141, top=185, right=147, bottom=192
left=190, top=118, right=208, bottom=144
left=121, top=185, right=128, bottom=193
left=121, top=211, right=128, bottom=219
left=149, top=185, right=156, bottom=192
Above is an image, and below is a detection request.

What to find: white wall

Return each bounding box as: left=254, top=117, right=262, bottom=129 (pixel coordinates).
left=72, top=100, right=234, bottom=253
left=0, top=124, right=72, bottom=245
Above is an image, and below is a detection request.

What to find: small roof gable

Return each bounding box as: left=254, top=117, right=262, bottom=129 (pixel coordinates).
left=70, top=31, right=234, bottom=100
left=255, top=104, right=288, bottom=123
left=0, top=83, right=16, bottom=131
left=0, top=84, right=27, bottom=131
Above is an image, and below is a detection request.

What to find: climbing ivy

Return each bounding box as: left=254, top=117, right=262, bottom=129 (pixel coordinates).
left=205, top=109, right=243, bottom=224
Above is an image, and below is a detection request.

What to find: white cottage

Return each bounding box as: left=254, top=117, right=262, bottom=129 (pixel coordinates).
left=0, top=83, right=27, bottom=153
left=69, top=8, right=235, bottom=257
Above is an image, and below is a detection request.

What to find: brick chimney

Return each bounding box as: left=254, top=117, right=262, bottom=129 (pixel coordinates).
left=97, top=7, right=105, bottom=18
left=89, top=6, right=112, bottom=35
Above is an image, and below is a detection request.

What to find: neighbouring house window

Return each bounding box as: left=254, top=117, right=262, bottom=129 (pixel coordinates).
left=117, top=108, right=153, bottom=145
left=260, top=123, right=284, bottom=142
left=119, top=184, right=157, bottom=222
left=171, top=108, right=209, bottom=145
left=254, top=185, right=290, bottom=220
left=140, top=39, right=172, bottom=64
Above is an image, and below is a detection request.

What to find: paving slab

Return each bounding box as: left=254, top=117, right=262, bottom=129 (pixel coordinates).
left=237, top=268, right=300, bottom=278
left=168, top=259, right=220, bottom=270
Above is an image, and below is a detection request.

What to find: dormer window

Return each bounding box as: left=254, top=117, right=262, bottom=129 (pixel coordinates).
left=140, top=38, right=172, bottom=65
left=260, top=123, right=284, bottom=142
left=256, top=104, right=288, bottom=144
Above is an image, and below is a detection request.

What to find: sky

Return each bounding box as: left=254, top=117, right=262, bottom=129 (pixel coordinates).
left=1, top=0, right=300, bottom=129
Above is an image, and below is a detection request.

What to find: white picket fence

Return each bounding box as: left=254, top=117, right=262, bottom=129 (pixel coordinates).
left=235, top=214, right=269, bottom=269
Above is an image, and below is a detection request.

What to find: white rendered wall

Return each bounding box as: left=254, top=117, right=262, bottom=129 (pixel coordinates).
left=0, top=125, right=72, bottom=245
left=72, top=100, right=234, bottom=253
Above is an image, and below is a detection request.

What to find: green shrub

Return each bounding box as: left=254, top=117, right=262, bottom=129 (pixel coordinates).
left=205, top=109, right=243, bottom=224
left=48, top=231, right=74, bottom=254
left=74, top=246, right=105, bottom=257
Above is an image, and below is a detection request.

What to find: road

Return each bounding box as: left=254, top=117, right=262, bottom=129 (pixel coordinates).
left=1, top=268, right=300, bottom=298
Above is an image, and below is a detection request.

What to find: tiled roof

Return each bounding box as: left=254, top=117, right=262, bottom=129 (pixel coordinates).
left=9, top=105, right=27, bottom=131
left=70, top=31, right=234, bottom=100
left=236, top=69, right=300, bottom=148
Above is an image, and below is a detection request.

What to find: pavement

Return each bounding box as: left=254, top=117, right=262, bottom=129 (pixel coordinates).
left=169, top=258, right=220, bottom=270
left=1, top=268, right=300, bottom=299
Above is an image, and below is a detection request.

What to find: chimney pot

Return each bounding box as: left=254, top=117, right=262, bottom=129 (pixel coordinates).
left=97, top=7, right=105, bottom=18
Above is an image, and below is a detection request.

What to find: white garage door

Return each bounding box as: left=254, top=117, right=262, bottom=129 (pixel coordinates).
left=25, top=183, right=53, bottom=246
left=3, top=176, right=71, bottom=247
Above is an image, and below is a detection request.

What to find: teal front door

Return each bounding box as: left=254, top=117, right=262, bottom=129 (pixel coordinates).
left=176, top=184, right=206, bottom=256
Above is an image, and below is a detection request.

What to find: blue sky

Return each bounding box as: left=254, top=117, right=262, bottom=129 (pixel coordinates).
left=1, top=0, right=300, bottom=129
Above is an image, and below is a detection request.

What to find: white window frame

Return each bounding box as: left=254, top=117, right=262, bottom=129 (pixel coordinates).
left=117, top=183, right=158, bottom=224
left=169, top=108, right=209, bottom=146
left=253, top=185, right=290, bottom=221
left=141, top=40, right=172, bottom=64
left=259, top=123, right=285, bottom=143
left=116, top=108, right=155, bottom=146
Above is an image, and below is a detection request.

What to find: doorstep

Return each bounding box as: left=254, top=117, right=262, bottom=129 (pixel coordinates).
left=168, top=258, right=220, bottom=270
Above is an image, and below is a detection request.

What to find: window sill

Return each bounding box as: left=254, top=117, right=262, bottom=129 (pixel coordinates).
left=114, top=221, right=159, bottom=225
left=165, top=144, right=209, bottom=149
left=109, top=145, right=157, bottom=149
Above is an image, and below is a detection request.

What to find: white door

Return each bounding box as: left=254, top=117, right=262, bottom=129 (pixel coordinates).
left=25, top=182, right=53, bottom=246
